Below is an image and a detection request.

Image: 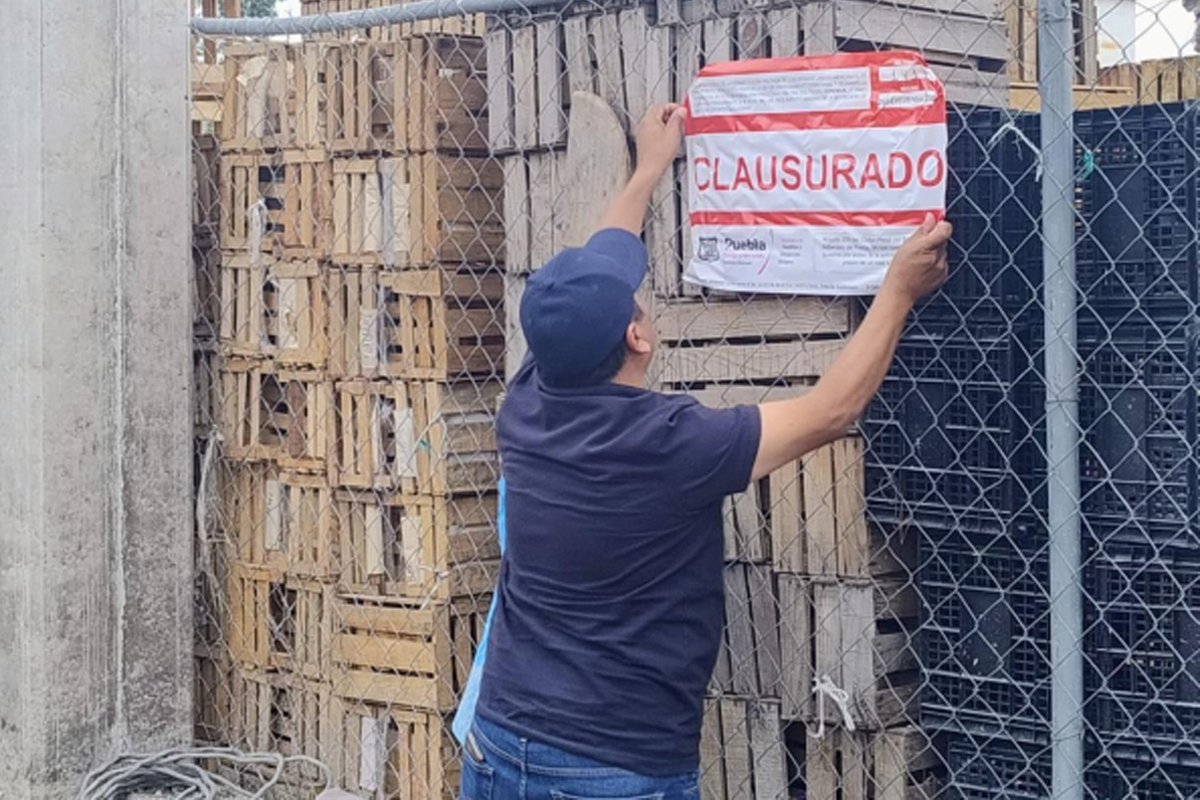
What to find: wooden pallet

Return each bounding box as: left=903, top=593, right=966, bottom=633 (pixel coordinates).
left=218, top=253, right=271, bottom=357
left=712, top=563, right=782, bottom=699
left=396, top=35, right=489, bottom=154
left=225, top=668, right=335, bottom=795
left=224, top=461, right=286, bottom=570
left=219, top=155, right=272, bottom=252
left=335, top=490, right=500, bottom=601
left=324, top=698, right=460, bottom=800
left=807, top=726, right=942, bottom=800
left=330, top=379, right=501, bottom=495
left=654, top=297, right=852, bottom=390
left=329, top=269, right=504, bottom=380
left=267, top=259, right=330, bottom=369
left=272, top=369, right=336, bottom=473
left=783, top=578, right=920, bottom=729
left=222, top=254, right=327, bottom=360
left=228, top=563, right=336, bottom=676
left=227, top=562, right=288, bottom=670
left=278, top=472, right=340, bottom=581
left=486, top=8, right=670, bottom=152
left=221, top=43, right=291, bottom=152
left=219, top=358, right=274, bottom=461
left=332, top=156, right=503, bottom=268
left=500, top=150, right=567, bottom=274
left=276, top=151, right=335, bottom=258
left=699, top=697, right=790, bottom=800
left=1100, top=55, right=1200, bottom=105
left=331, top=594, right=491, bottom=712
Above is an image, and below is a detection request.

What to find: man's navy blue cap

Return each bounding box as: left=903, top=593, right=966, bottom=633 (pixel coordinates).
left=520, top=228, right=648, bottom=381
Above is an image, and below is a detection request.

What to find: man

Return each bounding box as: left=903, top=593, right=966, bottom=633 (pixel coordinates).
left=462, top=103, right=952, bottom=800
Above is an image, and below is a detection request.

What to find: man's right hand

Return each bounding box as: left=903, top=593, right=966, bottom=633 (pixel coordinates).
left=879, top=214, right=953, bottom=306
left=634, top=103, right=687, bottom=182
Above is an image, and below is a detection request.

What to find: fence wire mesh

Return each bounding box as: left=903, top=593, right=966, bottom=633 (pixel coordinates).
left=191, top=1, right=1200, bottom=797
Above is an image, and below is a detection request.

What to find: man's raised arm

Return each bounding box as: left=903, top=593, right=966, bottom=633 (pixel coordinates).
left=597, top=104, right=687, bottom=236
left=751, top=216, right=953, bottom=480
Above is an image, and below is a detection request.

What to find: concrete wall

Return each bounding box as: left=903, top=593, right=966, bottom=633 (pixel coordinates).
left=0, top=1, right=192, bottom=796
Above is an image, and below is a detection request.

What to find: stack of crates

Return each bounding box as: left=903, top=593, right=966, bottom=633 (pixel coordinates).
left=865, top=102, right=1200, bottom=797
left=208, top=33, right=504, bottom=798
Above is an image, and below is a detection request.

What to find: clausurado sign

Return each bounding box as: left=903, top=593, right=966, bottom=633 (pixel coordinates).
left=683, top=51, right=947, bottom=295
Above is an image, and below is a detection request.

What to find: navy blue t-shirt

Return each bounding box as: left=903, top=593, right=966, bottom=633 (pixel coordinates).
left=476, top=358, right=762, bottom=776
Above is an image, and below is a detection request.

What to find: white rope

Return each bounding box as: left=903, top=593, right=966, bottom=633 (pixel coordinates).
left=248, top=199, right=268, bottom=267
left=78, top=747, right=342, bottom=800
left=195, top=429, right=222, bottom=583
left=808, top=674, right=857, bottom=740
left=988, top=121, right=1044, bottom=181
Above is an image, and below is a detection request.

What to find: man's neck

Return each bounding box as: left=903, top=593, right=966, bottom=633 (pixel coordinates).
left=611, top=363, right=648, bottom=389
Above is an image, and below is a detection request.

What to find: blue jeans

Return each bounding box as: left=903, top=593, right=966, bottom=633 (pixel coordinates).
left=460, top=716, right=700, bottom=800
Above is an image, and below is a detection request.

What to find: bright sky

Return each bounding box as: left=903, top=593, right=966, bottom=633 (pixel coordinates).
left=1136, top=0, right=1196, bottom=59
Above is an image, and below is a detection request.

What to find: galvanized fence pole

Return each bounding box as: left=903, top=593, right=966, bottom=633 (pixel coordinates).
left=1037, top=0, right=1085, bottom=797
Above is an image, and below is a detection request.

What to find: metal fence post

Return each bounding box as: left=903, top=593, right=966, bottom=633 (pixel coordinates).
left=1038, top=0, right=1085, bottom=797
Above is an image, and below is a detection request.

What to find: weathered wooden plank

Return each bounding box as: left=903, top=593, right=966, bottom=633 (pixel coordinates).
left=513, top=26, right=538, bottom=150
left=766, top=7, right=801, bottom=57
left=721, top=698, right=753, bottom=800
left=725, top=564, right=758, bottom=696
left=778, top=574, right=812, bottom=721
left=656, top=298, right=852, bottom=342
left=660, top=339, right=844, bottom=385
left=833, top=437, right=868, bottom=578
left=875, top=727, right=939, bottom=800
left=675, top=23, right=704, bottom=100
left=700, top=699, right=727, bottom=800
left=591, top=14, right=627, bottom=129
left=803, top=443, right=838, bottom=576
left=536, top=20, right=567, bottom=147
left=527, top=150, right=559, bottom=270
left=485, top=29, right=514, bottom=151
left=747, top=564, right=781, bottom=696
left=503, top=155, right=530, bottom=274
left=747, top=701, right=787, bottom=800
left=769, top=460, right=805, bottom=574
left=562, top=15, right=594, bottom=96
left=703, top=17, right=734, bottom=64
left=620, top=9, right=650, bottom=126
left=801, top=1, right=836, bottom=55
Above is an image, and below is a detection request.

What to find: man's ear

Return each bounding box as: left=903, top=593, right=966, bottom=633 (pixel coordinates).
left=626, top=321, right=652, bottom=355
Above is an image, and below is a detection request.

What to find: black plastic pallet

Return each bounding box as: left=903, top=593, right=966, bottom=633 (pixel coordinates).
left=943, top=736, right=1053, bottom=800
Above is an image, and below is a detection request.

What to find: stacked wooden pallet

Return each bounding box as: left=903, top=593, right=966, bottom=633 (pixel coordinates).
left=207, top=33, right=502, bottom=799
left=1100, top=55, right=1200, bottom=104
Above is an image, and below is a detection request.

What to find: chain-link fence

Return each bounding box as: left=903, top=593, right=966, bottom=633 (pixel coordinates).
left=191, top=1, right=1200, bottom=797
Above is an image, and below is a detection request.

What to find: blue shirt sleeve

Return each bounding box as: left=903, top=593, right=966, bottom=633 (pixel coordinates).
left=666, top=402, right=763, bottom=513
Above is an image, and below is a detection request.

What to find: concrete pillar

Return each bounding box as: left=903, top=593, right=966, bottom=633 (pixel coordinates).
left=0, top=1, right=192, bottom=797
